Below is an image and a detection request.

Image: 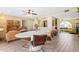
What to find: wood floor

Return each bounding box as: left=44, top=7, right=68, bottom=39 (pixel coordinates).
left=45, top=32, right=79, bottom=52
left=0, top=32, right=79, bottom=52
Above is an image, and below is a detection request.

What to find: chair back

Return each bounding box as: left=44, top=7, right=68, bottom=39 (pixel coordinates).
left=32, top=35, right=47, bottom=46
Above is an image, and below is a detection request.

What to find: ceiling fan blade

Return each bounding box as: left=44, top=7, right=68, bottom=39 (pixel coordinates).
left=64, top=9, right=69, bottom=12
left=22, top=10, right=25, bottom=12
left=32, top=13, right=37, bottom=15
left=22, top=10, right=28, bottom=14
left=32, top=11, right=34, bottom=12
left=23, top=12, right=30, bottom=15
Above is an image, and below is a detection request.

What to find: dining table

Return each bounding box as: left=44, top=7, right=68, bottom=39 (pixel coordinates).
left=15, top=27, right=50, bottom=41
left=15, top=27, right=50, bottom=51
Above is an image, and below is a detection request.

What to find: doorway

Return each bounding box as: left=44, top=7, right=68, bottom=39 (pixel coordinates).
left=59, top=21, right=72, bottom=32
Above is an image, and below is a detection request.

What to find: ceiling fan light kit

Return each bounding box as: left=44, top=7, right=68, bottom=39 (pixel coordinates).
left=23, top=9, right=37, bottom=15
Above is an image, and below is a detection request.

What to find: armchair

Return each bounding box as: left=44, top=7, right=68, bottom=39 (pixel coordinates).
left=6, top=30, right=20, bottom=42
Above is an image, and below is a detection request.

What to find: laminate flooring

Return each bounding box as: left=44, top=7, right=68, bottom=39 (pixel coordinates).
left=45, top=32, right=79, bottom=52
left=0, top=32, right=79, bottom=52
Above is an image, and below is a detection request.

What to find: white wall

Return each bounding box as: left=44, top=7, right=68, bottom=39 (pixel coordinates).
left=22, top=19, right=34, bottom=30
left=22, top=16, right=56, bottom=30
left=33, top=19, right=39, bottom=29
left=39, top=16, right=56, bottom=30
left=47, top=17, right=53, bottom=30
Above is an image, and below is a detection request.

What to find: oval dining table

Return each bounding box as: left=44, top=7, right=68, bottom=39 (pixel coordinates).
left=15, top=28, right=50, bottom=41
left=15, top=28, right=50, bottom=51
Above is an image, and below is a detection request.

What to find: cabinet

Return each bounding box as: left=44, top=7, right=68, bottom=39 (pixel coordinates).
left=7, top=20, right=21, bottom=32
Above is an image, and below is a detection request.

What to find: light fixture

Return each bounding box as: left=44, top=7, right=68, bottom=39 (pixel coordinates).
left=23, top=9, right=38, bottom=15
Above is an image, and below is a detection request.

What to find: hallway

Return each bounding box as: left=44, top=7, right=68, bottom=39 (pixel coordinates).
left=45, top=32, right=79, bottom=52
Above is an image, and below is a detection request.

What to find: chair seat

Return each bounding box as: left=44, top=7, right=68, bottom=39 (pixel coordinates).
left=30, top=35, right=47, bottom=52
left=29, top=45, right=42, bottom=52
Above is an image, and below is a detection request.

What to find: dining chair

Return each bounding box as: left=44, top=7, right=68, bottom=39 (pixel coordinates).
left=30, top=35, right=47, bottom=52
left=23, top=37, right=31, bottom=48
left=6, top=30, right=20, bottom=42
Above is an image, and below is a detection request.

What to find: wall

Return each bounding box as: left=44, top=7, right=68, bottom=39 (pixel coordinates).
left=5, top=15, right=22, bottom=27
left=22, top=16, right=57, bottom=30
left=22, top=19, right=34, bottom=30
left=0, top=16, right=6, bottom=38
left=58, top=18, right=79, bottom=28
left=39, top=16, right=56, bottom=30
left=0, top=15, right=22, bottom=39
left=58, top=18, right=79, bottom=33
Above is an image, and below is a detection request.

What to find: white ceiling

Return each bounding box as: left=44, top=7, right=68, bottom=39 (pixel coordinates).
left=0, top=7, right=79, bottom=19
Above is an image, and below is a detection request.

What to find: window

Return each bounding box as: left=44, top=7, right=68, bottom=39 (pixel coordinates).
left=59, top=21, right=72, bottom=29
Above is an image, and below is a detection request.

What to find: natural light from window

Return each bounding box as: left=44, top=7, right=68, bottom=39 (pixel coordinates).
left=59, top=21, right=72, bottom=28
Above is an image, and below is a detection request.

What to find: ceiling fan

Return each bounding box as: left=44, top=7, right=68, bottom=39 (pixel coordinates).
left=23, top=9, right=38, bottom=15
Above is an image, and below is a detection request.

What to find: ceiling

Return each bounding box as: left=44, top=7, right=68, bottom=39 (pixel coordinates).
left=0, top=7, right=79, bottom=19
